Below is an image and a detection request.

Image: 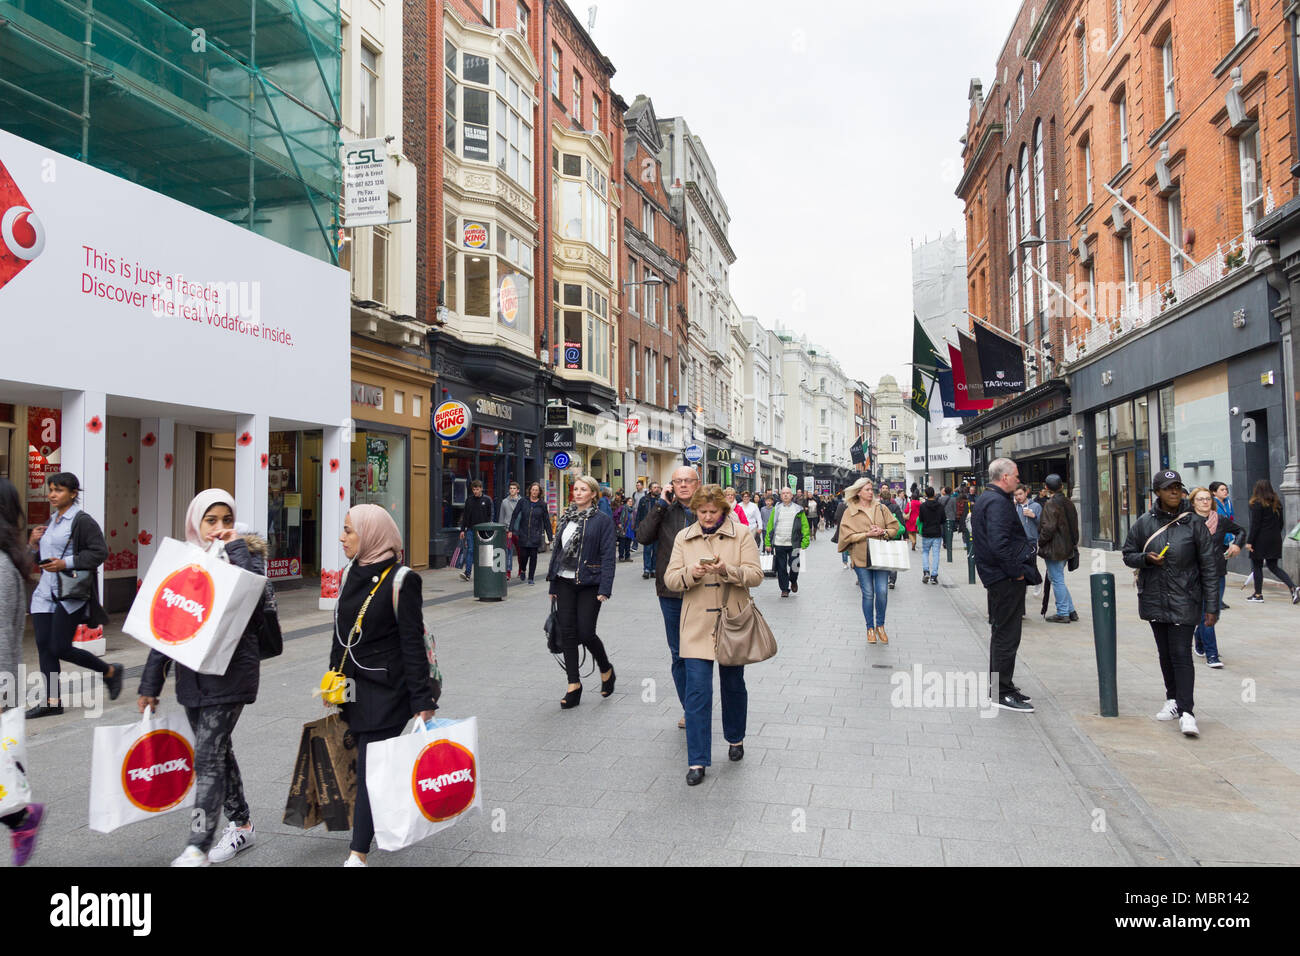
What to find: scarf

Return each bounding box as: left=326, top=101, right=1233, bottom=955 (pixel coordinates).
left=700, top=515, right=726, bottom=535
left=1202, top=508, right=1218, bottom=535
left=185, top=489, right=236, bottom=545
left=558, top=505, right=597, bottom=567
left=348, top=504, right=404, bottom=565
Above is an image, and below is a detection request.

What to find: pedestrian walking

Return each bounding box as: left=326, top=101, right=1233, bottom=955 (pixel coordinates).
left=509, top=481, right=553, bottom=585
left=457, top=480, right=494, bottom=582
left=832, top=492, right=850, bottom=568
left=546, top=475, right=616, bottom=710
left=1210, top=482, right=1235, bottom=608
left=724, top=487, right=750, bottom=528
left=943, top=486, right=957, bottom=548
left=918, top=487, right=944, bottom=585
left=663, top=484, right=762, bottom=786
left=760, top=494, right=776, bottom=533
left=637, top=467, right=698, bottom=724
left=613, top=493, right=636, bottom=562
left=763, top=487, right=810, bottom=598
left=903, top=493, right=920, bottom=550
left=1014, top=484, right=1043, bottom=604
left=805, top=494, right=819, bottom=541
left=137, top=489, right=282, bottom=866
left=837, top=477, right=902, bottom=644
left=0, top=478, right=44, bottom=864
left=635, top=482, right=662, bottom=579
left=1122, top=470, right=1218, bottom=737
left=26, top=472, right=122, bottom=718
left=321, top=504, right=436, bottom=867
left=1190, top=486, right=1243, bottom=667
left=740, top=490, right=763, bottom=552
left=1243, top=479, right=1299, bottom=604
left=1037, top=474, right=1080, bottom=624
left=971, top=459, right=1039, bottom=713
left=956, top=485, right=972, bottom=551
left=498, top=482, right=522, bottom=581
left=881, top=489, right=905, bottom=589
left=598, top=488, right=614, bottom=519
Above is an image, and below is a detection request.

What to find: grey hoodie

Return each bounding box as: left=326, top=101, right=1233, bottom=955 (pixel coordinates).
left=0, top=553, right=26, bottom=693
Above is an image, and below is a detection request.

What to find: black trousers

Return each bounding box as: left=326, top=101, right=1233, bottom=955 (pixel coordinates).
left=184, top=704, right=248, bottom=851
left=774, top=546, right=799, bottom=592
left=352, top=724, right=405, bottom=854
left=617, top=536, right=632, bottom=560
left=552, top=577, right=611, bottom=683
left=33, top=605, right=108, bottom=702
left=1151, top=622, right=1195, bottom=716
left=987, top=578, right=1026, bottom=697
left=518, top=547, right=540, bottom=581
left=1251, top=557, right=1295, bottom=595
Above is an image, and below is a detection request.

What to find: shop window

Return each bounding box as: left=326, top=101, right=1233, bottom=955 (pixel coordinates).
left=464, top=250, right=491, bottom=317
left=351, top=429, right=408, bottom=543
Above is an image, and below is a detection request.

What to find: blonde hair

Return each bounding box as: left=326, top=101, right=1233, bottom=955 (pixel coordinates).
left=1189, top=486, right=1215, bottom=508
left=689, top=483, right=731, bottom=515
left=573, top=475, right=601, bottom=500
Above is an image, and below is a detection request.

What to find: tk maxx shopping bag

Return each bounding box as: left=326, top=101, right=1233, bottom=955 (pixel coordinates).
left=0, top=708, right=31, bottom=817
left=89, top=706, right=196, bottom=833
left=123, top=537, right=265, bottom=675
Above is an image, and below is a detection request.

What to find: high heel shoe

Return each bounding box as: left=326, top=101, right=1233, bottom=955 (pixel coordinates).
left=560, top=686, right=583, bottom=709
left=600, top=665, right=616, bottom=698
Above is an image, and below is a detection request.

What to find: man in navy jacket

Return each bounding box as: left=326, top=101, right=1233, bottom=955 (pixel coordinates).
left=971, top=458, right=1038, bottom=713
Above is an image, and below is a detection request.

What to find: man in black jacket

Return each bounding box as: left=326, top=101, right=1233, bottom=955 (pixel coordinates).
left=1038, top=474, right=1080, bottom=623
left=636, top=466, right=698, bottom=717
left=635, top=482, right=661, bottom=579
left=971, top=458, right=1037, bottom=713
left=458, top=480, right=494, bottom=581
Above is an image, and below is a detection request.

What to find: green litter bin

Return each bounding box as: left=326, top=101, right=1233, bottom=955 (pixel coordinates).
left=472, top=523, right=508, bottom=601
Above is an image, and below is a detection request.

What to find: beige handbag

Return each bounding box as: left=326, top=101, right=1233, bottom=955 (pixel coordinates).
left=713, top=582, right=778, bottom=666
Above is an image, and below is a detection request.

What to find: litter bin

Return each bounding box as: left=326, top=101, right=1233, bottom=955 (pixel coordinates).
left=473, top=523, right=508, bottom=601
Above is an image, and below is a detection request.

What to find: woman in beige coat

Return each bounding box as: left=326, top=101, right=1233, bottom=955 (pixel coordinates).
left=837, top=477, right=902, bottom=645
left=664, top=484, right=763, bottom=786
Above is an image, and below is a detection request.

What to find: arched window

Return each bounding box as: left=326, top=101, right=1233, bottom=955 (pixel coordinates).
left=1007, top=167, right=1019, bottom=333
left=1018, top=145, right=1031, bottom=331
left=1032, top=121, right=1047, bottom=331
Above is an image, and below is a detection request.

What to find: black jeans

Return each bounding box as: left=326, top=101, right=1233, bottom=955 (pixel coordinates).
left=352, top=724, right=405, bottom=854
left=553, top=577, right=612, bottom=683
left=986, top=578, right=1026, bottom=697
left=773, top=546, right=799, bottom=593
left=33, top=605, right=109, bottom=703
left=1251, top=557, right=1296, bottom=595
left=1150, top=622, right=1195, bottom=716
left=185, top=704, right=248, bottom=851
left=518, top=546, right=540, bottom=581
left=617, top=536, right=632, bottom=560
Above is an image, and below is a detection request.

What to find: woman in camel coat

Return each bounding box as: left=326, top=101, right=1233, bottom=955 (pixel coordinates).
left=664, top=484, right=763, bottom=786
left=837, top=477, right=902, bottom=645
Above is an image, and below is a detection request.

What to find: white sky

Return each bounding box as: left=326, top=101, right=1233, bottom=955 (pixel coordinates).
left=591, top=0, right=1023, bottom=390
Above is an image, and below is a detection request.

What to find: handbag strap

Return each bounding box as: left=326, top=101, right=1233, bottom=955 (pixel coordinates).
left=1141, top=513, right=1189, bottom=553
left=335, top=565, right=393, bottom=673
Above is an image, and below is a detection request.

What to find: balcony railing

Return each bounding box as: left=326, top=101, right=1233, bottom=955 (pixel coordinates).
left=1062, top=231, right=1259, bottom=364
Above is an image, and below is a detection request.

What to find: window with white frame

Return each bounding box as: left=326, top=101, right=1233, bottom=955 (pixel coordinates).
left=1077, top=25, right=1088, bottom=93
left=890, top=415, right=897, bottom=430
left=1008, top=166, right=1019, bottom=333
left=1004, top=97, right=1011, bottom=138
left=1033, top=122, right=1047, bottom=321
left=1234, top=0, right=1252, bottom=43
left=555, top=155, right=609, bottom=252
left=1086, top=262, right=1097, bottom=323
left=482, top=0, right=495, bottom=24
left=646, top=348, right=656, bottom=405
left=1032, top=60, right=1040, bottom=89
left=592, top=94, right=600, bottom=131
left=1082, top=138, right=1093, bottom=204
left=572, top=69, right=582, bottom=122
left=1167, top=190, right=1184, bottom=278
left=550, top=45, right=559, bottom=96
left=516, top=1, right=528, bottom=36
left=443, top=212, right=533, bottom=333
left=891, top=438, right=899, bottom=453
left=1117, top=94, right=1129, bottom=166
left=445, top=43, right=533, bottom=192
left=372, top=222, right=389, bottom=306
left=1111, top=0, right=1123, bottom=44
left=645, top=270, right=658, bottom=326
left=1121, top=234, right=1136, bottom=312
left=630, top=338, right=639, bottom=398
left=1240, top=124, right=1262, bottom=231
left=664, top=356, right=672, bottom=404
left=360, top=44, right=379, bottom=139
left=1017, top=72, right=1025, bottom=116
left=1162, top=38, right=1175, bottom=120
left=627, top=257, right=638, bottom=314
left=641, top=198, right=655, bottom=242
left=553, top=283, right=609, bottom=379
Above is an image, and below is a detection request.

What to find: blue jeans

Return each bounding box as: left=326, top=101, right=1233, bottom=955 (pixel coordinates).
left=658, top=596, right=687, bottom=708
left=853, top=567, right=890, bottom=627
left=684, top=658, right=747, bottom=767
left=1194, top=577, right=1226, bottom=660
left=504, top=534, right=515, bottom=574
left=922, top=537, right=941, bottom=575
left=1044, top=559, right=1074, bottom=615
left=459, top=533, right=475, bottom=575
left=643, top=541, right=657, bottom=574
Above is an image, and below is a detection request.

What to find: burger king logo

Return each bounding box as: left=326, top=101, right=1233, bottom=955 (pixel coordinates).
left=433, top=400, right=471, bottom=441
left=121, top=729, right=195, bottom=812
left=149, top=564, right=215, bottom=645
left=0, top=159, right=45, bottom=293
left=498, top=274, right=520, bottom=326
left=411, top=739, right=476, bottom=822
left=462, top=222, right=488, bottom=249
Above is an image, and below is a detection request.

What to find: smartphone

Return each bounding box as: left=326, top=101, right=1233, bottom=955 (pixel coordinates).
left=700, top=555, right=721, bottom=566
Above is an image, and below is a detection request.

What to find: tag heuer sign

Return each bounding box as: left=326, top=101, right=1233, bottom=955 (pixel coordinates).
left=544, top=427, right=576, bottom=452
left=545, top=405, right=571, bottom=427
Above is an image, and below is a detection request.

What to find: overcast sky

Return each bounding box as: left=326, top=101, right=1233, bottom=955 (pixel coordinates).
left=592, top=0, right=1023, bottom=391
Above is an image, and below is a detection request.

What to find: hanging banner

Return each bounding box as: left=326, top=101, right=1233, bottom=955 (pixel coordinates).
left=974, top=324, right=1027, bottom=395
left=957, top=332, right=989, bottom=401
left=949, top=343, right=994, bottom=411
left=340, top=139, right=388, bottom=228
left=938, top=368, right=978, bottom=418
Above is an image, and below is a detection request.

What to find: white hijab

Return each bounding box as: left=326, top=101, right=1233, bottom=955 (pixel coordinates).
left=185, top=489, right=236, bottom=546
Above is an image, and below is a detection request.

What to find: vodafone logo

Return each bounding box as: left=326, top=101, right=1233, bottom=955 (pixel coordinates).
left=120, top=730, right=195, bottom=812
left=148, top=564, right=215, bottom=645
left=0, top=159, right=44, bottom=292
left=411, top=739, right=476, bottom=822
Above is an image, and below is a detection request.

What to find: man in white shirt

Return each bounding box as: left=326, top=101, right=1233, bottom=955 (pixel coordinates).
left=763, top=487, right=810, bottom=597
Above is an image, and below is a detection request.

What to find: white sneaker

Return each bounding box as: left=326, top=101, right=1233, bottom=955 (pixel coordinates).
left=208, top=821, right=255, bottom=863
left=344, top=853, right=367, bottom=867
left=1155, top=699, right=1180, bottom=721
left=170, top=845, right=210, bottom=867
left=1179, top=713, right=1199, bottom=737
left=1032, top=585, right=1042, bottom=597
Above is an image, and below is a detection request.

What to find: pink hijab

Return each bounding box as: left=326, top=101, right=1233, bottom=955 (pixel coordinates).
left=348, top=504, right=404, bottom=565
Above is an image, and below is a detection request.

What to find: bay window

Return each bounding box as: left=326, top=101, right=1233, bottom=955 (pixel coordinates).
left=555, top=154, right=609, bottom=253
left=442, top=214, right=533, bottom=334
left=444, top=42, right=534, bottom=191
left=553, top=282, right=610, bottom=379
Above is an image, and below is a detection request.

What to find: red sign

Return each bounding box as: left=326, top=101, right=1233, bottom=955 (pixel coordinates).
left=149, top=564, right=215, bottom=645
left=26, top=406, right=60, bottom=527
left=433, top=400, right=471, bottom=441
left=411, top=739, right=477, bottom=822
left=626, top=417, right=639, bottom=438
left=0, top=158, right=45, bottom=292
left=121, top=729, right=195, bottom=813
left=267, top=557, right=301, bottom=580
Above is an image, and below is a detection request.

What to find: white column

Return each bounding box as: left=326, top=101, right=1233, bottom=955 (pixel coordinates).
left=172, top=425, right=196, bottom=535
left=136, top=417, right=175, bottom=573
left=318, top=424, right=348, bottom=610
left=233, top=413, right=270, bottom=535
left=61, top=390, right=107, bottom=600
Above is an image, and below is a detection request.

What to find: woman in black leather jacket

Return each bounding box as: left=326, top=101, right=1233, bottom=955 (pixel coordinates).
left=329, top=503, right=438, bottom=867
left=1122, top=470, right=1217, bottom=737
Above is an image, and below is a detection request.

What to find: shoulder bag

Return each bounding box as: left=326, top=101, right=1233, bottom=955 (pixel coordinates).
left=54, top=514, right=97, bottom=606
left=713, top=582, right=778, bottom=667
left=1132, top=513, right=1189, bottom=587
left=320, top=565, right=392, bottom=705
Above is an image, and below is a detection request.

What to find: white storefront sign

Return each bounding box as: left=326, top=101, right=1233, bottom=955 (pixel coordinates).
left=341, top=138, right=389, bottom=228
left=906, top=445, right=972, bottom=470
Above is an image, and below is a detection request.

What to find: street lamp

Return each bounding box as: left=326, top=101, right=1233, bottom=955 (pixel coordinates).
left=623, top=275, right=664, bottom=288
left=1018, top=234, right=1072, bottom=250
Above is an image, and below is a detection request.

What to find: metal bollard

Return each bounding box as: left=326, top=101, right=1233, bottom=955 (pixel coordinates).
left=944, top=519, right=954, bottom=563
left=967, top=548, right=976, bottom=584
left=1091, top=572, right=1118, bottom=717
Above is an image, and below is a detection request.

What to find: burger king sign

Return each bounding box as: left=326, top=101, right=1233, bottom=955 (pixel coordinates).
left=433, top=400, right=471, bottom=442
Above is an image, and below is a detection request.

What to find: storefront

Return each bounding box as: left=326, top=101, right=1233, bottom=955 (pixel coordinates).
left=623, top=403, right=683, bottom=488
left=729, top=440, right=757, bottom=494
left=904, top=445, right=974, bottom=493
left=569, top=409, right=625, bottom=491
left=707, top=444, right=735, bottom=488
left=757, top=447, right=786, bottom=494
left=957, top=380, right=1072, bottom=491
left=1069, top=272, right=1284, bottom=552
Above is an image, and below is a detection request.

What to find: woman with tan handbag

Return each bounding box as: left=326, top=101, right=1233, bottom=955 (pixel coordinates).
left=664, top=484, right=764, bottom=786
left=837, top=477, right=902, bottom=645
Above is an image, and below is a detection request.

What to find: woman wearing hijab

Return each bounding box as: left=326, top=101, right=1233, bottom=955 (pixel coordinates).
left=330, top=504, right=437, bottom=867
left=138, top=489, right=280, bottom=866
left=545, top=475, right=616, bottom=709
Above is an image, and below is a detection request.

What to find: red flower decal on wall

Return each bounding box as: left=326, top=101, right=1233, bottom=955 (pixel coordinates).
left=141, top=432, right=157, bottom=447
left=87, top=416, right=103, bottom=433
left=329, top=458, right=339, bottom=473
left=237, top=431, right=252, bottom=446
left=163, top=453, right=174, bottom=469
left=109, top=529, right=116, bottom=537
left=137, top=530, right=152, bottom=546
left=260, top=453, right=269, bottom=469
left=339, top=487, right=345, bottom=501
left=126, top=455, right=133, bottom=465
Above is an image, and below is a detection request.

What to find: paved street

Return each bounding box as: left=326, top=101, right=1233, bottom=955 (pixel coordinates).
left=18, top=532, right=1277, bottom=868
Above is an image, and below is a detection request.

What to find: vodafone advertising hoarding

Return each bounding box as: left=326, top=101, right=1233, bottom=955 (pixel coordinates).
left=0, top=128, right=348, bottom=426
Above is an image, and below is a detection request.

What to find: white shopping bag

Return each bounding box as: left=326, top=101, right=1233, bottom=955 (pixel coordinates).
left=760, top=552, right=775, bottom=575
left=89, top=707, right=197, bottom=833
left=122, top=537, right=265, bottom=675
left=367, top=716, right=482, bottom=852
left=0, top=709, right=31, bottom=817
left=868, top=538, right=912, bottom=571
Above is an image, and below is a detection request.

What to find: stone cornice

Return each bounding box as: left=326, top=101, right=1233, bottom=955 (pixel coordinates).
left=685, top=181, right=736, bottom=264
